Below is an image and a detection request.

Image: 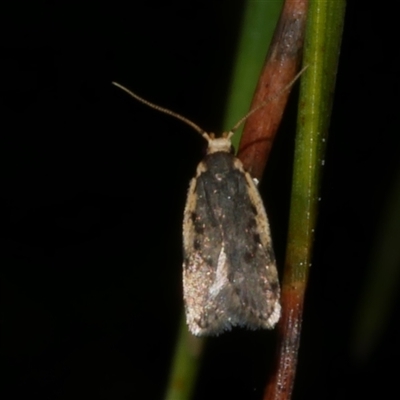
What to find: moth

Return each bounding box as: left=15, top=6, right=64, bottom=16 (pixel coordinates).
left=112, top=71, right=304, bottom=336
left=182, top=131, right=280, bottom=336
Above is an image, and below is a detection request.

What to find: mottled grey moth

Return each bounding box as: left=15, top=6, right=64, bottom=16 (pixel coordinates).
left=182, top=132, right=280, bottom=336
left=111, top=79, right=295, bottom=337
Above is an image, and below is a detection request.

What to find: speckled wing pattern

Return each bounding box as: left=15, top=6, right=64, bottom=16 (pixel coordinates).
left=183, top=150, right=281, bottom=336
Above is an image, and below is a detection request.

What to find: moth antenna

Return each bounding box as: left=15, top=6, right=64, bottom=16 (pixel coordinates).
left=112, top=81, right=206, bottom=137
left=231, top=65, right=309, bottom=133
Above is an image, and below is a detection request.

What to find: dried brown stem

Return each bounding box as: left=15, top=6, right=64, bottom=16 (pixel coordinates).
left=263, top=287, right=304, bottom=400
left=237, top=1, right=309, bottom=399
left=238, top=0, right=308, bottom=181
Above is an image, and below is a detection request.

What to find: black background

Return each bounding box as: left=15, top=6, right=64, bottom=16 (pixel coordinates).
left=1, top=1, right=399, bottom=399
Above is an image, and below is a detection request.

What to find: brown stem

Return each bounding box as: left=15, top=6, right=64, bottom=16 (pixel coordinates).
left=263, top=286, right=305, bottom=400
left=238, top=0, right=308, bottom=181
left=236, top=1, right=309, bottom=399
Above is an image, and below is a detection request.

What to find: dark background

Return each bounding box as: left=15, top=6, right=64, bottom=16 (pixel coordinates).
left=1, top=1, right=399, bottom=399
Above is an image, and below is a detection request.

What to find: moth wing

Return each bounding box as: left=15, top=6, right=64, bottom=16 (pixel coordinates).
left=182, top=169, right=219, bottom=335
left=239, top=161, right=281, bottom=328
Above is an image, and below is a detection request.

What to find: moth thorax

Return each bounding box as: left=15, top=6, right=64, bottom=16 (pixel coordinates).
left=205, top=131, right=234, bottom=154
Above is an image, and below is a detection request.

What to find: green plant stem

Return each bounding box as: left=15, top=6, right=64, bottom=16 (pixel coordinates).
left=286, top=0, right=345, bottom=277
left=263, top=1, right=346, bottom=399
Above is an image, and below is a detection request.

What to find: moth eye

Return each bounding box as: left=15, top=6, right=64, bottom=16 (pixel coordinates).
left=250, top=204, right=258, bottom=215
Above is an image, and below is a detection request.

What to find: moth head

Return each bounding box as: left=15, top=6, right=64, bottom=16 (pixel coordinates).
left=203, top=131, right=234, bottom=154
